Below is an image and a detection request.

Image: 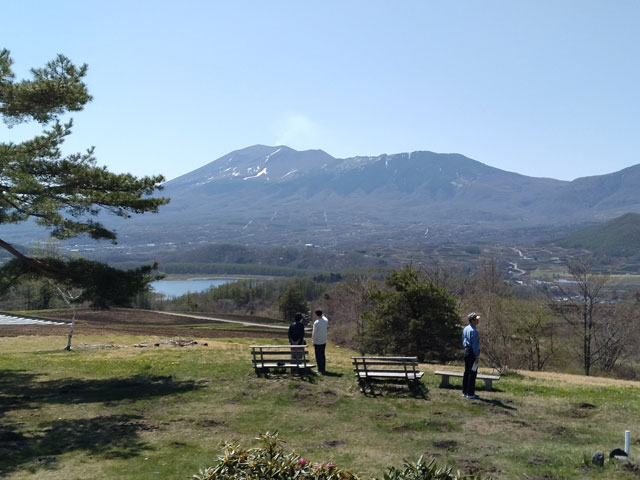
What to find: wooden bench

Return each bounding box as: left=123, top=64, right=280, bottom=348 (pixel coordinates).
left=434, top=370, right=500, bottom=391
left=352, top=356, right=424, bottom=390
left=250, top=345, right=315, bottom=375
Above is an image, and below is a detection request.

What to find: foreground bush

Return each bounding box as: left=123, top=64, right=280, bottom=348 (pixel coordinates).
left=193, top=432, right=488, bottom=480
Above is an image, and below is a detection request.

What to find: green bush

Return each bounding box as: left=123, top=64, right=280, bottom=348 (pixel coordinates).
left=193, top=432, right=488, bottom=480
left=375, top=456, right=486, bottom=480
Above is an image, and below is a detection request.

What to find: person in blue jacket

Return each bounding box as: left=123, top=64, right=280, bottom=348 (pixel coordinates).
left=462, top=312, right=481, bottom=399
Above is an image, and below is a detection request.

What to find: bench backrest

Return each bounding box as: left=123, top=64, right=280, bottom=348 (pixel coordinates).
left=352, top=356, right=419, bottom=376
left=251, top=345, right=309, bottom=368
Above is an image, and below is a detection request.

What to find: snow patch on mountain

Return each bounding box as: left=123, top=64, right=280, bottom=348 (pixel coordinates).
left=244, top=167, right=268, bottom=180
left=265, top=148, right=282, bottom=163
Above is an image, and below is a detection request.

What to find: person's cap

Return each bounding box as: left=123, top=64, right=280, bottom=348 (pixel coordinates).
left=467, top=312, right=480, bottom=321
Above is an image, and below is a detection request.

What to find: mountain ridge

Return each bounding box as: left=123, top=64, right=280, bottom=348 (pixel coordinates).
left=3, top=145, right=639, bottom=249
left=135, top=145, right=640, bottom=247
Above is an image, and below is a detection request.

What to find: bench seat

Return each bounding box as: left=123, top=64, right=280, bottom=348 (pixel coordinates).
left=434, top=370, right=500, bottom=391
left=355, top=370, right=424, bottom=380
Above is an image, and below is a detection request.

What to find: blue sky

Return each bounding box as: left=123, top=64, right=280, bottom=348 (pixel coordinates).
left=3, top=0, right=639, bottom=181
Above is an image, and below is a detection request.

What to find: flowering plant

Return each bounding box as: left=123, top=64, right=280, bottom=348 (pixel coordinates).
left=193, top=432, right=489, bottom=480
left=193, top=432, right=358, bottom=480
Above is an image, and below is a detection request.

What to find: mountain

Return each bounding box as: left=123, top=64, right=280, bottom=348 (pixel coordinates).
left=556, top=213, right=640, bottom=257
left=5, top=145, right=640, bottom=249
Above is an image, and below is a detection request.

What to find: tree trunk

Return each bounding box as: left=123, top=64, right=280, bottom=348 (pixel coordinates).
left=65, top=306, right=76, bottom=351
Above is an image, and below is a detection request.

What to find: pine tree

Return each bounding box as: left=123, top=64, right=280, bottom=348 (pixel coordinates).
left=278, top=285, right=308, bottom=323
left=361, top=265, right=460, bottom=361
left=0, top=48, right=169, bottom=308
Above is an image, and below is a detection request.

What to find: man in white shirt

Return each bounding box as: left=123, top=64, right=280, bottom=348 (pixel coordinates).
left=312, top=309, right=329, bottom=374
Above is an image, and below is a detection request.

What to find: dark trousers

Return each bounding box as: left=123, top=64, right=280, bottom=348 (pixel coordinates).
left=289, top=340, right=304, bottom=363
left=462, top=350, right=477, bottom=396
left=314, top=343, right=326, bottom=373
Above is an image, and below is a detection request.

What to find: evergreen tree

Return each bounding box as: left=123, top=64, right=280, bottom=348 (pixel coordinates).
left=0, top=49, right=169, bottom=307
left=362, top=265, right=460, bottom=361
left=278, top=285, right=308, bottom=323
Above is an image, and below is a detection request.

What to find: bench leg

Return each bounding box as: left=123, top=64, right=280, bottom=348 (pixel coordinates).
left=484, top=379, right=493, bottom=391
left=439, top=375, right=450, bottom=388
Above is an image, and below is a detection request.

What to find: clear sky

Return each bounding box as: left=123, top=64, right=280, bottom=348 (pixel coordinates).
left=3, top=0, right=639, bottom=181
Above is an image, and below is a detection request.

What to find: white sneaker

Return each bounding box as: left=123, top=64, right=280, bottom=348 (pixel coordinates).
left=466, top=394, right=479, bottom=400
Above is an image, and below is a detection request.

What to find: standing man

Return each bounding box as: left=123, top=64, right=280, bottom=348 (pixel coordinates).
left=288, top=312, right=306, bottom=363
left=312, top=309, right=329, bottom=374
left=462, top=312, right=481, bottom=399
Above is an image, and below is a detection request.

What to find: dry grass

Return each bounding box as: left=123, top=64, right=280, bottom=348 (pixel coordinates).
left=418, top=362, right=640, bottom=388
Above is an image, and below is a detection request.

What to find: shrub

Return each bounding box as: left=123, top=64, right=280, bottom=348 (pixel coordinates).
left=193, top=432, right=489, bottom=480
left=374, top=456, right=486, bottom=480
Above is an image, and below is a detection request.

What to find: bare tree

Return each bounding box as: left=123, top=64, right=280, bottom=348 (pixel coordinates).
left=592, top=300, right=638, bottom=373
left=324, top=275, right=373, bottom=352
left=553, top=256, right=628, bottom=376
left=55, top=285, right=83, bottom=351
left=32, top=242, right=83, bottom=350
left=423, top=261, right=468, bottom=310
left=463, top=258, right=516, bottom=373
left=512, top=300, right=555, bottom=371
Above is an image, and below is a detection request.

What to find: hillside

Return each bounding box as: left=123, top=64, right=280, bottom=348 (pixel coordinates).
left=556, top=212, right=640, bottom=257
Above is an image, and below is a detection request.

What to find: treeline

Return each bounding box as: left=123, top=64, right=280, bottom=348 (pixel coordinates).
left=157, top=277, right=329, bottom=318
left=157, top=243, right=387, bottom=271
left=156, top=258, right=640, bottom=379
left=159, top=262, right=322, bottom=277
left=4, top=249, right=639, bottom=379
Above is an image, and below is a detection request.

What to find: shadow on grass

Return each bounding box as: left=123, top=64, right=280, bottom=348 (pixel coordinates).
left=476, top=398, right=517, bottom=411
left=0, top=369, right=200, bottom=406
left=439, top=384, right=505, bottom=394
left=254, top=368, right=317, bottom=383
left=357, top=378, right=429, bottom=399
left=0, top=369, right=202, bottom=476
left=0, top=414, right=149, bottom=476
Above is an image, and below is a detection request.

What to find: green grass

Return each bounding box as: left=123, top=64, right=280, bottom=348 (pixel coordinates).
left=1, top=335, right=639, bottom=479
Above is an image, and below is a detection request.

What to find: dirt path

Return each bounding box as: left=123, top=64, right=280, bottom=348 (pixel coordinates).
left=153, top=310, right=289, bottom=329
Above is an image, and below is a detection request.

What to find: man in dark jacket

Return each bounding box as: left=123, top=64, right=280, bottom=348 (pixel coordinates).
left=288, top=312, right=306, bottom=362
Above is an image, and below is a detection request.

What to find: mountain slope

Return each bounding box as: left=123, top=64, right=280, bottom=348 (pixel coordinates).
left=109, top=146, right=640, bottom=248
left=556, top=212, right=640, bottom=257
left=4, top=145, right=640, bottom=249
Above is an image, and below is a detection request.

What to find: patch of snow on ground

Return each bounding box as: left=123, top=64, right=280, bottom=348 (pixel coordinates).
left=0, top=314, right=68, bottom=325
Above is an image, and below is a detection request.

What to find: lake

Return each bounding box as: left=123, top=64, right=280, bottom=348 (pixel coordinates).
left=150, top=278, right=239, bottom=298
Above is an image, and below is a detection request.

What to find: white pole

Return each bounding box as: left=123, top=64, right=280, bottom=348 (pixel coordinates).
left=625, top=430, right=630, bottom=455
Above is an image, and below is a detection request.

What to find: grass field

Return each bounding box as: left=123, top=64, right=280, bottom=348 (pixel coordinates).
left=1, top=329, right=640, bottom=479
